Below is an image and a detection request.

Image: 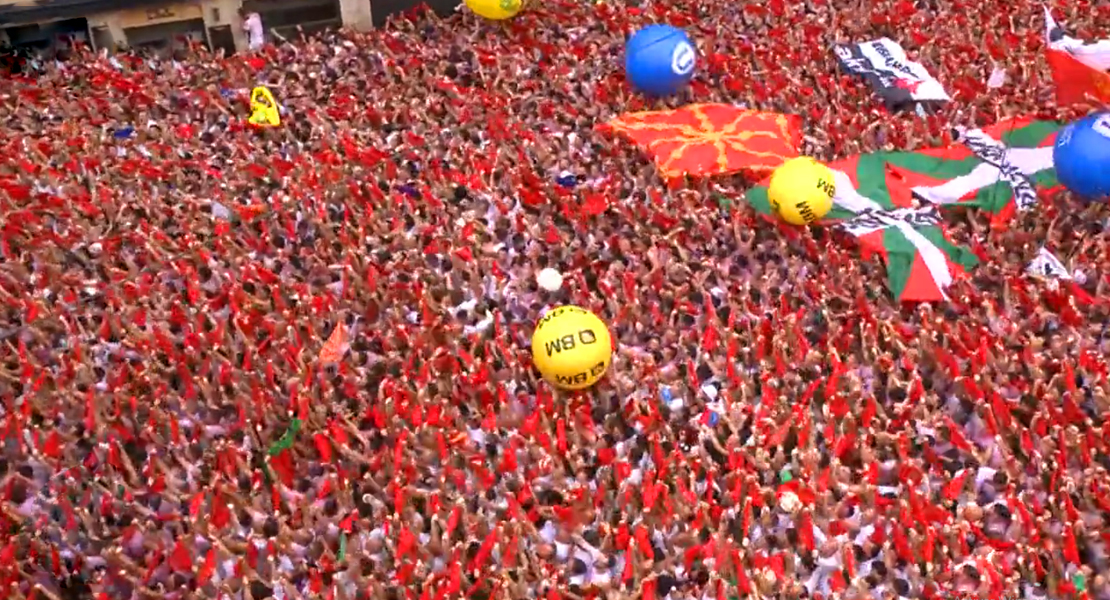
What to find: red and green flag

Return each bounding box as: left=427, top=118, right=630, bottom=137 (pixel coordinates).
left=745, top=118, right=1063, bottom=302
left=898, top=118, right=1061, bottom=228
left=746, top=152, right=978, bottom=303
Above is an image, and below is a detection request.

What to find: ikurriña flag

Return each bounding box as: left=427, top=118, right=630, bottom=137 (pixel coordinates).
left=747, top=151, right=977, bottom=303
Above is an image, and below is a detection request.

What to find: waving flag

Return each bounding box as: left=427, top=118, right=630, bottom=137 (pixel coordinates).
left=746, top=152, right=978, bottom=302
left=601, top=104, right=800, bottom=180
left=1044, top=7, right=1110, bottom=105
left=899, top=119, right=1060, bottom=227
left=1027, top=246, right=1072, bottom=281
left=1025, top=245, right=1097, bottom=304
left=833, top=38, right=950, bottom=108
left=319, top=322, right=348, bottom=364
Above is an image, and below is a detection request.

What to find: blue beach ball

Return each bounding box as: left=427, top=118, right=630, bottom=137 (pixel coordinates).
left=625, top=25, right=697, bottom=97
left=1054, top=113, right=1110, bottom=201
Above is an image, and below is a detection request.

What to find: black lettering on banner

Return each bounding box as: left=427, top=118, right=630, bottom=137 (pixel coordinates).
left=905, top=208, right=942, bottom=228
left=872, top=42, right=916, bottom=77
left=962, top=135, right=1038, bottom=212
left=843, top=208, right=942, bottom=235
left=846, top=209, right=887, bottom=231
left=841, top=57, right=869, bottom=73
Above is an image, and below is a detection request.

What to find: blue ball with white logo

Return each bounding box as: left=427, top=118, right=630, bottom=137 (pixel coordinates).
left=625, top=25, right=696, bottom=97
left=1054, top=113, right=1110, bottom=201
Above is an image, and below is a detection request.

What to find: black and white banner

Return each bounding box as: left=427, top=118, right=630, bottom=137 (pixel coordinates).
left=833, top=38, right=950, bottom=107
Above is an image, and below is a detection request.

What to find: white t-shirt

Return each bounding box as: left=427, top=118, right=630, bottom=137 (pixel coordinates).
left=244, top=13, right=264, bottom=51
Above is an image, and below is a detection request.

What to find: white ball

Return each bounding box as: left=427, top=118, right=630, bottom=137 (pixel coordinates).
left=537, top=268, right=564, bottom=292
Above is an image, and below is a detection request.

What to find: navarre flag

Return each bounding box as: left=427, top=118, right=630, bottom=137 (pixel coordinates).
left=600, top=104, right=801, bottom=180
left=1045, top=7, right=1110, bottom=106
left=900, top=119, right=1061, bottom=228
left=249, top=86, right=281, bottom=127
left=746, top=151, right=978, bottom=302
left=833, top=38, right=950, bottom=109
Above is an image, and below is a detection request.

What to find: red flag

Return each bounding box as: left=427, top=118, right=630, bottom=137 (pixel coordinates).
left=990, top=392, right=1012, bottom=429
left=42, top=431, right=63, bottom=459
left=602, top=106, right=801, bottom=179
left=923, top=527, right=936, bottom=564
left=860, top=395, right=877, bottom=429
left=50, top=545, right=61, bottom=577
left=467, top=528, right=498, bottom=572
left=634, top=526, right=653, bottom=558
left=1047, top=48, right=1110, bottom=106
left=1063, top=524, right=1080, bottom=564
left=581, top=190, right=608, bottom=217
left=168, top=540, right=193, bottom=573
left=85, top=390, right=97, bottom=433
left=446, top=505, right=462, bottom=535
left=945, top=417, right=973, bottom=452
left=189, top=492, right=205, bottom=518
left=197, top=548, right=217, bottom=585
left=797, top=510, right=814, bottom=552
left=314, top=433, right=333, bottom=463
left=397, top=528, right=417, bottom=559
left=943, top=469, right=970, bottom=501
left=447, top=553, right=462, bottom=593
left=319, top=322, right=348, bottom=364
left=211, top=488, right=231, bottom=529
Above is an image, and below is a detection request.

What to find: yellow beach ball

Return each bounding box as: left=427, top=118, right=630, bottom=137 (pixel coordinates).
left=768, top=157, right=836, bottom=226
left=465, top=0, right=522, bottom=20
left=531, top=306, right=612, bottom=390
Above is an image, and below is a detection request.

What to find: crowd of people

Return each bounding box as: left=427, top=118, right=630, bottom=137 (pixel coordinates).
left=1, top=0, right=1110, bottom=598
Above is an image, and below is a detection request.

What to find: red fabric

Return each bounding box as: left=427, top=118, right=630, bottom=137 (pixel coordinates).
left=168, top=540, right=193, bottom=573
left=602, top=105, right=801, bottom=180
left=1047, top=48, right=1110, bottom=106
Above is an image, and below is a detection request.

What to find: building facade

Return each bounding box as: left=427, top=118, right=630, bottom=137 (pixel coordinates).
left=0, top=0, right=450, bottom=54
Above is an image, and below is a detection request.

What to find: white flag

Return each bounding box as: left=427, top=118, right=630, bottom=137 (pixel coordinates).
left=1027, top=246, right=1072, bottom=280
left=1045, top=5, right=1110, bottom=70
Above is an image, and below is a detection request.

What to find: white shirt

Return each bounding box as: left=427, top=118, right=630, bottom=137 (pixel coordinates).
left=244, top=13, right=264, bottom=50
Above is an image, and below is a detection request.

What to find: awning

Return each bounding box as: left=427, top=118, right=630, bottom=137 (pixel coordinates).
left=0, top=0, right=175, bottom=26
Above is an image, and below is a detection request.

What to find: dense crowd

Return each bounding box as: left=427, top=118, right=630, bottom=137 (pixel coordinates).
left=2, top=0, right=1110, bottom=599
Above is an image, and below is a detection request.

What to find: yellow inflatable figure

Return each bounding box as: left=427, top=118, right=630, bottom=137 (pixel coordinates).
left=248, top=86, right=281, bottom=127
left=465, top=0, right=522, bottom=20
